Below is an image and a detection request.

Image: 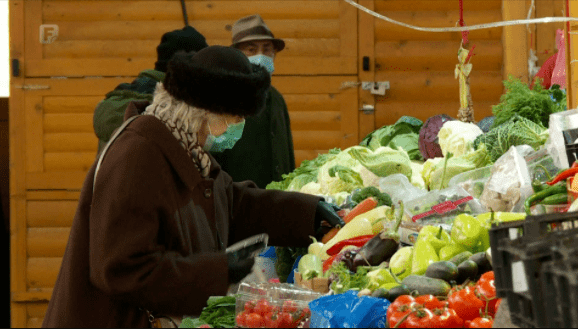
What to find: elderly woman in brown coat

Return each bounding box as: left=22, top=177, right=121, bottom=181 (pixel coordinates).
left=42, top=46, right=343, bottom=328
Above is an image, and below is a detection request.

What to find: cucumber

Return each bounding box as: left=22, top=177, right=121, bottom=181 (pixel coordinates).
left=456, top=260, right=479, bottom=283
left=387, top=285, right=410, bottom=302
left=449, top=251, right=473, bottom=266
left=401, top=275, right=452, bottom=297
left=371, top=287, right=390, bottom=299
left=469, top=252, right=492, bottom=276
left=425, top=261, right=459, bottom=283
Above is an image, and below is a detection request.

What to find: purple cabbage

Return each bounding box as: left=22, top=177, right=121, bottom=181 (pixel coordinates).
left=418, top=114, right=455, bottom=160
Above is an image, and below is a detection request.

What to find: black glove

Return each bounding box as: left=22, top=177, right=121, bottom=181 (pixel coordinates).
left=314, top=200, right=346, bottom=239
left=227, top=251, right=255, bottom=284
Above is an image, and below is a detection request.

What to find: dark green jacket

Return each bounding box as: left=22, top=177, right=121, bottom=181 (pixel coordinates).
left=93, top=69, right=166, bottom=154
left=213, top=87, right=296, bottom=188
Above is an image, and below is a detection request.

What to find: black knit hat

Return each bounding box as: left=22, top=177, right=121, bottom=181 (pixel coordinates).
left=164, top=46, right=271, bottom=117
left=155, top=26, right=209, bottom=72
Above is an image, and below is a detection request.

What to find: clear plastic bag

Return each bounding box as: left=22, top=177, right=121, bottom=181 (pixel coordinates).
left=480, top=146, right=533, bottom=212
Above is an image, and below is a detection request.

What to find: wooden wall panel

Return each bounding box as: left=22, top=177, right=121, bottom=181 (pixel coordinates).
left=370, top=0, right=504, bottom=127
left=27, top=0, right=356, bottom=76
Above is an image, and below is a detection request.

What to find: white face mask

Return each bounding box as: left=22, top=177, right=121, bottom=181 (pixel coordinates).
left=248, top=54, right=275, bottom=74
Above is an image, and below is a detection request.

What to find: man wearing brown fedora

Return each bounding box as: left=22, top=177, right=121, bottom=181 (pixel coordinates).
left=212, top=14, right=296, bottom=189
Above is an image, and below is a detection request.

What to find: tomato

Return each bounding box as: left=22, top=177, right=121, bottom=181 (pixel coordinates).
left=244, top=300, right=257, bottom=313
left=263, top=312, right=278, bottom=328
left=281, top=300, right=299, bottom=314
left=236, top=311, right=248, bottom=327
left=495, top=298, right=502, bottom=313
left=245, top=313, right=265, bottom=328
left=415, top=295, right=447, bottom=310
left=475, top=271, right=498, bottom=315
left=254, top=299, right=272, bottom=317
left=295, top=307, right=311, bottom=323
left=387, top=295, right=414, bottom=328
left=448, top=285, right=485, bottom=321
left=275, top=312, right=294, bottom=328
left=467, top=317, right=494, bottom=328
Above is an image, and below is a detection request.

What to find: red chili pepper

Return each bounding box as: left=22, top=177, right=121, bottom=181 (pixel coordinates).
left=547, top=167, right=578, bottom=185
left=326, top=234, right=376, bottom=256
left=322, top=254, right=338, bottom=273
left=572, top=161, right=578, bottom=169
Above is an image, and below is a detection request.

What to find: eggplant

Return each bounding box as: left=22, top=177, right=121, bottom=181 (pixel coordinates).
left=351, top=202, right=404, bottom=272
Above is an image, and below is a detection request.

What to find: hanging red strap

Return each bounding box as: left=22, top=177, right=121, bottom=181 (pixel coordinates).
left=458, top=0, right=469, bottom=45
left=465, top=44, right=476, bottom=63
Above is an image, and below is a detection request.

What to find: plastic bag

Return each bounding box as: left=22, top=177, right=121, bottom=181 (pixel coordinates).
left=480, top=146, right=533, bottom=212
left=548, top=109, right=578, bottom=168
left=308, top=290, right=390, bottom=328
left=551, top=29, right=566, bottom=89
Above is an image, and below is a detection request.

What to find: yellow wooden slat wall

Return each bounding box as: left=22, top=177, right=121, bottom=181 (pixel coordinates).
left=370, top=0, right=504, bottom=128
left=26, top=0, right=357, bottom=76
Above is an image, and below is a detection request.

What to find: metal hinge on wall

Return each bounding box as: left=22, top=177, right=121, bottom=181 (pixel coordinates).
left=14, top=85, right=51, bottom=91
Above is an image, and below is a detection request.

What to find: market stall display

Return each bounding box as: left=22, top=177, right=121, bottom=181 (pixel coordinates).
left=187, top=51, right=573, bottom=329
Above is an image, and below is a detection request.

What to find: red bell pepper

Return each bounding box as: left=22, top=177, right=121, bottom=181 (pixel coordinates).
left=326, top=234, right=375, bottom=256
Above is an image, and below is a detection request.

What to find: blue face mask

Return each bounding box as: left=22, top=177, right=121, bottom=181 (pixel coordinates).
left=203, top=119, right=245, bottom=153
left=248, top=54, right=275, bottom=74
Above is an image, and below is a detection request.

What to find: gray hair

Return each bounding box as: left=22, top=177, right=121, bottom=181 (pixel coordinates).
left=144, top=83, right=218, bottom=133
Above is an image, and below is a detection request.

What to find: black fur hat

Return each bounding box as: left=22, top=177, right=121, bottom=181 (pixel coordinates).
left=155, top=26, right=209, bottom=72
left=164, top=46, right=271, bottom=117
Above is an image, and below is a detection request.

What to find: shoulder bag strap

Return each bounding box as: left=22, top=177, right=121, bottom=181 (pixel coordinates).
left=93, top=115, right=141, bottom=192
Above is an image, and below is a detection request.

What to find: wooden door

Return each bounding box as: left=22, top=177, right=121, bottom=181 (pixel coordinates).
left=357, top=0, right=507, bottom=138
left=10, top=0, right=359, bottom=327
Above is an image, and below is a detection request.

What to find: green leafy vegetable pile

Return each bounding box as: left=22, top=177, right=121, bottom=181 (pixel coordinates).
left=180, top=296, right=236, bottom=328
left=474, top=115, right=549, bottom=162
left=360, top=116, right=424, bottom=160
left=266, top=148, right=341, bottom=191
left=492, top=76, right=566, bottom=128
left=326, top=262, right=370, bottom=295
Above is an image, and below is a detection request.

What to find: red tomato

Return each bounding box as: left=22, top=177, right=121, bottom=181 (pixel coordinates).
left=198, top=325, right=212, bottom=328
left=467, top=317, right=494, bottom=328
left=245, top=313, right=265, bottom=328
left=281, top=300, right=299, bottom=314
left=295, top=307, right=311, bottom=323
left=476, top=271, right=498, bottom=315
left=236, top=311, right=248, bottom=327
left=275, top=312, right=294, bottom=328
left=448, top=286, right=485, bottom=321
left=254, top=299, right=272, bottom=317
left=387, top=295, right=414, bottom=328
left=264, top=312, right=278, bottom=328
left=244, top=300, right=257, bottom=313
left=415, top=295, right=447, bottom=310
left=495, top=298, right=503, bottom=313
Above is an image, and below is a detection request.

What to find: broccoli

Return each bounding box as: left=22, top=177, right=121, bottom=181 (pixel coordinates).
left=351, top=186, right=392, bottom=207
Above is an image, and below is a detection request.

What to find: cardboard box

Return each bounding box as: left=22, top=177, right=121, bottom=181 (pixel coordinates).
left=293, top=271, right=330, bottom=294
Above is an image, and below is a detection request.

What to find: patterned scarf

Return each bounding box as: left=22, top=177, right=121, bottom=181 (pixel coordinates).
left=143, top=84, right=211, bottom=178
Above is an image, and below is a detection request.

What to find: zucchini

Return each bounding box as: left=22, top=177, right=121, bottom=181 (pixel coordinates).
left=456, top=260, right=479, bottom=283
left=401, top=275, right=452, bottom=297
left=425, top=261, right=459, bottom=283
left=469, top=252, right=492, bottom=276
left=449, top=251, right=473, bottom=266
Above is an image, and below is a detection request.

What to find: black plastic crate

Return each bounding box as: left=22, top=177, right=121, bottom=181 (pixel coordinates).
left=541, top=259, right=578, bottom=328
left=489, top=212, right=578, bottom=327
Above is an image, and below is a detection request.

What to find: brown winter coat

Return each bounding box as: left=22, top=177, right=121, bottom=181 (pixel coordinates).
left=42, top=101, right=320, bottom=328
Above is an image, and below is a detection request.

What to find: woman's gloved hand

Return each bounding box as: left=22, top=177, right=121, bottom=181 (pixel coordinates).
left=315, top=200, right=346, bottom=239
left=227, top=251, right=255, bottom=284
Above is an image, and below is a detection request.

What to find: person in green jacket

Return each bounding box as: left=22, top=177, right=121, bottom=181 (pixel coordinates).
left=93, top=25, right=209, bottom=155
left=211, top=14, right=296, bottom=189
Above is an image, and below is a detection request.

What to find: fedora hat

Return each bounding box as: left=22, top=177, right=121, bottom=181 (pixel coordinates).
left=231, top=14, right=285, bottom=52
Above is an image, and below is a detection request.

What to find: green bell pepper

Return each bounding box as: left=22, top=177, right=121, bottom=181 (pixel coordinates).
left=366, top=268, right=396, bottom=290
left=451, top=214, right=483, bottom=251
left=389, top=246, right=413, bottom=280
left=417, top=226, right=451, bottom=253
left=411, top=239, right=439, bottom=275
left=438, top=243, right=467, bottom=261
